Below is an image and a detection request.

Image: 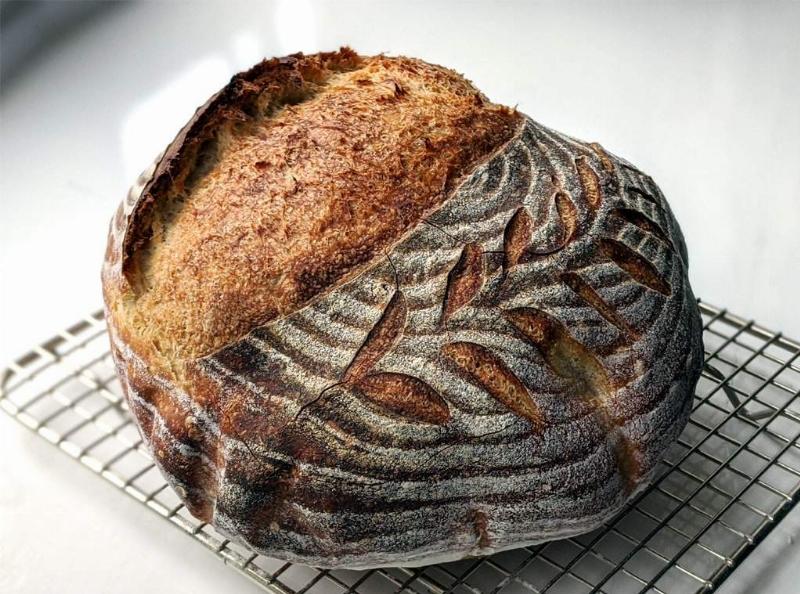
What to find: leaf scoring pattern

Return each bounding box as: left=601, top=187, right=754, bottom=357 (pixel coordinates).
left=441, top=341, right=544, bottom=432
left=588, top=142, right=615, bottom=174
left=575, top=156, right=602, bottom=211
left=504, top=307, right=612, bottom=396
left=356, top=372, right=450, bottom=425
left=555, top=191, right=578, bottom=245
left=598, top=238, right=671, bottom=296
left=343, top=290, right=407, bottom=383
left=503, top=307, right=641, bottom=491
left=560, top=271, right=640, bottom=340
left=502, top=207, right=533, bottom=271
left=441, top=243, right=485, bottom=324
left=611, top=207, right=673, bottom=248
left=625, top=185, right=661, bottom=208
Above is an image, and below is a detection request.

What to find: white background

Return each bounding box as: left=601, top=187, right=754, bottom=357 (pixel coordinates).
left=1, top=1, right=798, bottom=593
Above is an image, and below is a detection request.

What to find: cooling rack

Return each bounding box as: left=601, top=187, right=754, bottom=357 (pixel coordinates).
left=2, top=301, right=799, bottom=594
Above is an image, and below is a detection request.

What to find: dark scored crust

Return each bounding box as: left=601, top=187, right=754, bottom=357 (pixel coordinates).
left=102, top=49, right=703, bottom=569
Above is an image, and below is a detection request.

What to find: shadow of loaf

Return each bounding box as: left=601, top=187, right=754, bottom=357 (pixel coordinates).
left=102, top=47, right=703, bottom=569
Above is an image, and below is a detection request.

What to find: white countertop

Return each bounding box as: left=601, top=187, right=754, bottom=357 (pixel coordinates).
left=1, top=1, right=799, bottom=592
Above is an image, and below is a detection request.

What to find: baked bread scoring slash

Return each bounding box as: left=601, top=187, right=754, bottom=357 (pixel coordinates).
left=102, top=48, right=703, bottom=568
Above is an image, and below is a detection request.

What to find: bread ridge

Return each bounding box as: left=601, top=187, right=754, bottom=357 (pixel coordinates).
left=102, top=51, right=704, bottom=569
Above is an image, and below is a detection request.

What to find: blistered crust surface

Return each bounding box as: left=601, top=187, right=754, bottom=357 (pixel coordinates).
left=105, top=114, right=702, bottom=567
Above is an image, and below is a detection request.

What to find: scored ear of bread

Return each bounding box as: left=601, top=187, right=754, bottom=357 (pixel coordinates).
left=102, top=48, right=703, bottom=569
left=105, top=48, right=520, bottom=374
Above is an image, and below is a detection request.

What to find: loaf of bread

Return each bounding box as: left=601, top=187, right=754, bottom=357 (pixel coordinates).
left=102, top=48, right=703, bottom=568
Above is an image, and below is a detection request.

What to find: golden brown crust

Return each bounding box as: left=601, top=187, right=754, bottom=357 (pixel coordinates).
left=114, top=48, right=519, bottom=366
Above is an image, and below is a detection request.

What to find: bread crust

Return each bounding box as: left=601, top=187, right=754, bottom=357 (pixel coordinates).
left=107, top=48, right=519, bottom=365
left=103, top=50, right=703, bottom=569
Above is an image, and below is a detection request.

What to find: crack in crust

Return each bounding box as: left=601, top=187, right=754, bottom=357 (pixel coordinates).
left=470, top=508, right=491, bottom=550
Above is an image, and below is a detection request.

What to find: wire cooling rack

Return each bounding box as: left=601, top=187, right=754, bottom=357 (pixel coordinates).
left=2, top=301, right=800, bottom=594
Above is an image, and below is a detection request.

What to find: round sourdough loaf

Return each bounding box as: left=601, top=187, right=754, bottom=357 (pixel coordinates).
left=102, top=48, right=703, bottom=568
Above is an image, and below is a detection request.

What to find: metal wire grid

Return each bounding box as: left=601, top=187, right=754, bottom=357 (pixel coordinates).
left=1, top=302, right=799, bottom=594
